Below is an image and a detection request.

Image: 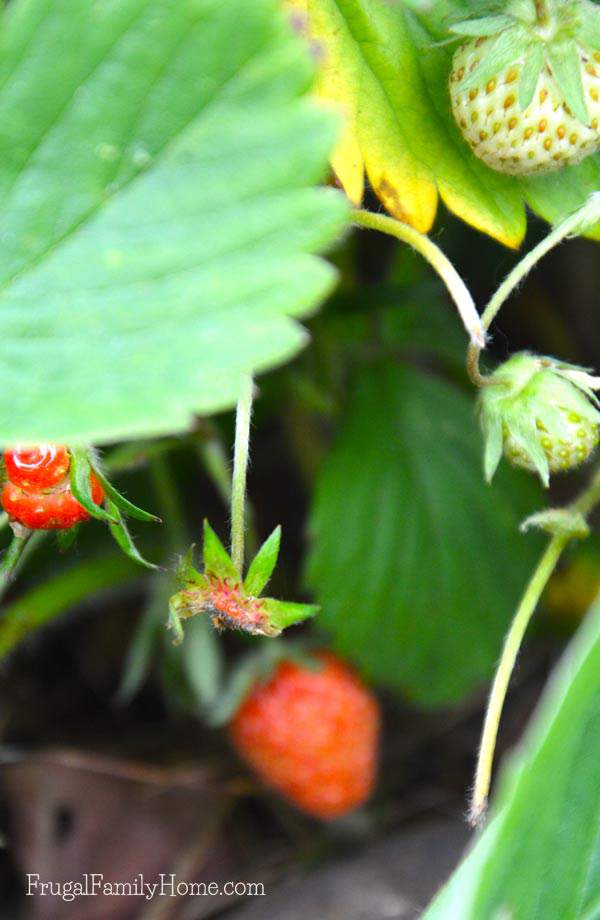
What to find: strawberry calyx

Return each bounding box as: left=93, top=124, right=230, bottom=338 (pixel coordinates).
left=450, top=0, right=600, bottom=124
left=479, top=352, right=600, bottom=485
left=168, top=520, right=318, bottom=644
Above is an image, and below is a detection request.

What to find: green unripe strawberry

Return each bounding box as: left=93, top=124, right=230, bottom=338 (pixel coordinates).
left=449, top=0, right=600, bottom=175
left=479, top=352, right=600, bottom=485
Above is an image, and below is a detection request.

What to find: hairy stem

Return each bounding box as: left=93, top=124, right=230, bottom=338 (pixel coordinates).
left=353, top=209, right=485, bottom=348
left=468, top=193, right=600, bottom=385
left=469, top=535, right=566, bottom=825
left=230, top=376, right=254, bottom=576
left=470, top=460, right=600, bottom=825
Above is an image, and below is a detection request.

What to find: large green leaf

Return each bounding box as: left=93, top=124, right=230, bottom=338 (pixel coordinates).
left=0, top=0, right=346, bottom=444
left=291, top=0, right=600, bottom=246
left=288, top=0, right=525, bottom=246
left=306, top=362, right=542, bottom=705
left=424, top=597, right=600, bottom=919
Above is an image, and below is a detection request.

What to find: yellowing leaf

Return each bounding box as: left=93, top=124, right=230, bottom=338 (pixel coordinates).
left=288, top=0, right=526, bottom=246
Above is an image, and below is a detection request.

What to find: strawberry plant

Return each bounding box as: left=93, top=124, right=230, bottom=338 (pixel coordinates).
left=3, top=0, right=600, bottom=916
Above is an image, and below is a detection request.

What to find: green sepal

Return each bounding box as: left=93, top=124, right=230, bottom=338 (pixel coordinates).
left=106, top=498, right=158, bottom=570
left=89, top=462, right=161, bottom=523
left=181, top=615, right=224, bottom=711
left=459, top=25, right=528, bottom=91
left=547, top=39, right=589, bottom=124
left=520, top=508, right=590, bottom=539
left=202, top=520, right=239, bottom=582
left=577, top=3, right=600, bottom=54
left=262, top=598, right=319, bottom=631
left=450, top=15, right=515, bottom=37
left=507, top=414, right=551, bottom=486
left=176, top=545, right=207, bottom=587
left=168, top=593, right=186, bottom=645
left=482, top=409, right=504, bottom=483
left=69, top=448, right=118, bottom=524
left=56, top=525, right=79, bottom=553
left=243, top=525, right=281, bottom=596
left=519, top=41, right=544, bottom=109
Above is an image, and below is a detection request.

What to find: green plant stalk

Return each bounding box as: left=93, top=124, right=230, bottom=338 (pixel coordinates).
left=468, top=193, right=600, bottom=385
left=0, top=532, right=33, bottom=594
left=470, top=462, right=600, bottom=825
left=149, top=453, right=186, bottom=553
left=353, top=209, right=486, bottom=348
left=196, top=432, right=232, bottom=505
left=469, top=534, right=566, bottom=825
left=230, top=376, right=254, bottom=575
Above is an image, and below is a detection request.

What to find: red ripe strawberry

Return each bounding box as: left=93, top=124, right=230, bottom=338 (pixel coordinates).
left=4, top=444, right=70, bottom=492
left=1, top=473, right=104, bottom=530
left=228, top=652, right=380, bottom=820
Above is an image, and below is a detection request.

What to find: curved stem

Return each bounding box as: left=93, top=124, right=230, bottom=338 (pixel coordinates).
left=469, top=535, right=566, bottom=825
left=470, top=458, right=600, bottom=825
left=353, top=209, right=485, bottom=348
left=469, top=193, right=600, bottom=384
left=230, top=376, right=254, bottom=576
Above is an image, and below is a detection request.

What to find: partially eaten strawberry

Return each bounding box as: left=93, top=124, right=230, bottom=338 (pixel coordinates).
left=169, top=521, right=318, bottom=643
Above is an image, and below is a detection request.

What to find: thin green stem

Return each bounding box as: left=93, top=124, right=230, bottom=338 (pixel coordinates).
left=149, top=454, right=186, bottom=553
left=468, top=193, right=600, bottom=385
left=470, top=459, right=600, bottom=825
left=353, top=209, right=485, bottom=348
left=230, top=376, right=254, bottom=576
left=469, top=535, right=567, bottom=825
left=0, top=533, right=32, bottom=595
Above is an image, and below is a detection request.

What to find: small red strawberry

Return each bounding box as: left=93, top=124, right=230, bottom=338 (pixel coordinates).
left=228, top=652, right=380, bottom=820
left=4, top=444, right=70, bottom=491
left=2, top=473, right=104, bottom=530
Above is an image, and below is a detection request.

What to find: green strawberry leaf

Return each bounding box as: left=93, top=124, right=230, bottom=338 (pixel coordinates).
left=202, top=520, right=238, bottom=583
left=0, top=554, right=138, bottom=660
left=89, top=463, right=161, bottom=523
left=262, top=598, right=319, bottom=631
left=243, top=525, right=282, bottom=596
left=290, top=0, right=525, bottom=246
left=106, top=499, right=158, bottom=571
left=296, top=0, right=600, bottom=245
left=307, top=361, right=542, bottom=705
left=69, top=448, right=118, bottom=524
left=0, top=0, right=346, bottom=445
left=547, top=40, right=589, bottom=125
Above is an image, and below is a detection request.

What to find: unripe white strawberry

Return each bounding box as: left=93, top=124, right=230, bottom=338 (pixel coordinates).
left=449, top=0, right=600, bottom=176
left=479, top=352, right=600, bottom=485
